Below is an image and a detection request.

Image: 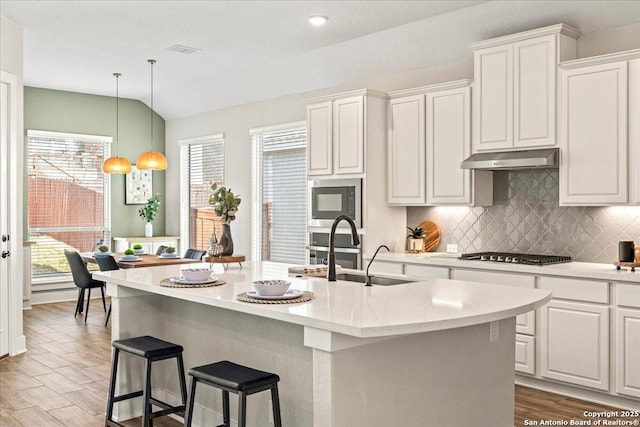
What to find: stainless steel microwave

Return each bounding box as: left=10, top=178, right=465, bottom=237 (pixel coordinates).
left=308, top=179, right=362, bottom=228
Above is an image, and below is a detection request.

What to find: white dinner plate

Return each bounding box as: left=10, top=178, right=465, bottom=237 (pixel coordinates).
left=169, top=276, right=219, bottom=285
left=159, top=254, right=180, bottom=259
left=119, top=256, right=141, bottom=262
left=246, top=290, right=302, bottom=300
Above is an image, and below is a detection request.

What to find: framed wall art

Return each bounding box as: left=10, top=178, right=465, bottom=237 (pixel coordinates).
left=125, top=165, right=153, bottom=204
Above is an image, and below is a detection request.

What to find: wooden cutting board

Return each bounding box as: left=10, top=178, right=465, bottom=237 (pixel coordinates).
left=418, top=220, right=441, bottom=252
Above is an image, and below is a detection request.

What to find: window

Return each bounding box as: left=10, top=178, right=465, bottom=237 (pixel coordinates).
left=251, top=122, right=307, bottom=264
left=27, top=130, right=111, bottom=279
left=179, top=134, right=225, bottom=251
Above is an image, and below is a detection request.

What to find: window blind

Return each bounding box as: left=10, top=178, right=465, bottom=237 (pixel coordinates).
left=27, top=130, right=111, bottom=278
left=184, top=135, right=224, bottom=250
left=252, top=126, right=307, bottom=264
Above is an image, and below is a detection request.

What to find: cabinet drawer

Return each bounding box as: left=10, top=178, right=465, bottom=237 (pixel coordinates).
left=617, top=283, right=640, bottom=308
left=515, top=334, right=535, bottom=375
left=404, top=264, right=449, bottom=279
left=540, top=276, right=608, bottom=303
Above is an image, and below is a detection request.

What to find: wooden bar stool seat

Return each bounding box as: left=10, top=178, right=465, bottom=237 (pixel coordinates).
left=105, top=335, right=187, bottom=427
left=184, top=360, right=282, bottom=427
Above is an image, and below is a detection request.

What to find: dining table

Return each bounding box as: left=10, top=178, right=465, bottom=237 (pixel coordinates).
left=81, top=252, right=201, bottom=269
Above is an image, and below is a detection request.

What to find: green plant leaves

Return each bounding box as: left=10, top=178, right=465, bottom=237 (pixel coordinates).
left=139, top=194, right=161, bottom=223
left=208, top=182, right=241, bottom=224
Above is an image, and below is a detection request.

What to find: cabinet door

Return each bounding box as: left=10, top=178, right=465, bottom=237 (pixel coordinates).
left=426, top=86, right=471, bottom=205
left=333, top=96, right=364, bottom=175
left=559, top=61, right=628, bottom=205
left=616, top=308, right=640, bottom=398
left=473, top=44, right=513, bottom=152
left=514, top=35, right=556, bottom=148
left=541, top=300, right=609, bottom=391
left=307, top=101, right=333, bottom=176
left=515, top=334, right=535, bottom=375
left=388, top=95, right=426, bottom=204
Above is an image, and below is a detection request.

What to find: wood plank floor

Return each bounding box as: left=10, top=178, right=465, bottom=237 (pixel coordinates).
left=0, top=300, right=628, bottom=426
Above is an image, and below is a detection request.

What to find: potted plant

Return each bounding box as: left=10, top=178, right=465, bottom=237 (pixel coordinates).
left=123, top=248, right=135, bottom=256
left=139, top=194, right=160, bottom=237
left=407, top=226, right=425, bottom=253
left=132, top=243, right=144, bottom=255
left=209, top=182, right=241, bottom=256
left=96, top=245, right=110, bottom=255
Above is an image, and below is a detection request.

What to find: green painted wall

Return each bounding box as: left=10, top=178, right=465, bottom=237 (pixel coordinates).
left=23, top=86, right=166, bottom=240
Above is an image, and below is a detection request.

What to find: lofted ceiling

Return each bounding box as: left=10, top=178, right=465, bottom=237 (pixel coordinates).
left=1, top=0, right=640, bottom=120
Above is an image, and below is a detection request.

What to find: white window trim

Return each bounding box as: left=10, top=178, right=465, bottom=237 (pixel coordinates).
left=250, top=121, right=306, bottom=262
left=179, top=133, right=224, bottom=252
left=27, top=129, right=112, bottom=281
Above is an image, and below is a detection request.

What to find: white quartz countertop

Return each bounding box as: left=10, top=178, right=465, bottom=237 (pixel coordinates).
left=364, top=252, right=640, bottom=283
left=94, top=261, right=550, bottom=338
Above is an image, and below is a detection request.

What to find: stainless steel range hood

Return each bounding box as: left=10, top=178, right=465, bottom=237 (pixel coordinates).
left=460, top=148, right=559, bottom=170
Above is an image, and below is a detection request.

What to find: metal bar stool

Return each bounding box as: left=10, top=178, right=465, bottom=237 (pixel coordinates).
left=106, top=336, right=187, bottom=427
left=184, top=360, right=282, bottom=427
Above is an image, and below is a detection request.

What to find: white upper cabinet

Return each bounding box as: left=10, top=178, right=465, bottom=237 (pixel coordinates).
left=306, top=91, right=377, bottom=178
left=333, top=96, right=364, bottom=175
left=470, top=24, right=579, bottom=153
left=307, top=101, right=333, bottom=176
left=560, top=61, right=629, bottom=205
left=388, top=94, right=425, bottom=204
left=558, top=51, right=640, bottom=206
left=388, top=80, right=492, bottom=206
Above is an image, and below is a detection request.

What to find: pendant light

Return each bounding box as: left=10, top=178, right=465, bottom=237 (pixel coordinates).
left=136, top=59, right=168, bottom=170
left=103, top=73, right=132, bottom=174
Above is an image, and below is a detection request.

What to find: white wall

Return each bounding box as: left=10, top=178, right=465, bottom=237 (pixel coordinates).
left=165, top=22, right=640, bottom=259
left=1, top=16, right=26, bottom=355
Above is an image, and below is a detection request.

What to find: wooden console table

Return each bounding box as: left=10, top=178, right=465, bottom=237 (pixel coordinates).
left=203, top=254, right=245, bottom=270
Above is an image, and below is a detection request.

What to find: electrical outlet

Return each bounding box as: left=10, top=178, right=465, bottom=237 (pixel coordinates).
left=489, top=321, right=499, bottom=342
left=446, top=244, right=458, bottom=254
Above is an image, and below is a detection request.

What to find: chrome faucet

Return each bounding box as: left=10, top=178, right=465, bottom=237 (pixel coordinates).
left=328, top=215, right=360, bottom=281
left=366, top=244, right=390, bottom=286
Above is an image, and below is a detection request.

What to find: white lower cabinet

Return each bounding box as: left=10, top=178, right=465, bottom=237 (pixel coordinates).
left=515, top=334, right=535, bottom=375
left=541, top=300, right=609, bottom=391
left=616, top=283, right=640, bottom=398
left=113, top=236, right=180, bottom=254
left=616, top=308, right=640, bottom=398
left=365, top=260, right=404, bottom=275
left=404, top=264, right=449, bottom=279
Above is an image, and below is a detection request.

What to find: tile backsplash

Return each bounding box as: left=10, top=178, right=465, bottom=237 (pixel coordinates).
left=407, top=169, right=640, bottom=263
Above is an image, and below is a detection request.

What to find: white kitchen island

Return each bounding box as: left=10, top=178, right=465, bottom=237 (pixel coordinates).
left=94, top=261, right=551, bottom=427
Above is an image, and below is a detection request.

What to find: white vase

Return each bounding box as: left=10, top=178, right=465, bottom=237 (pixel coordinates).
left=145, top=222, right=153, bottom=237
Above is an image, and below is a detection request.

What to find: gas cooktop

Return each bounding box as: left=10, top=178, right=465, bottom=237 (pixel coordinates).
left=459, top=252, right=572, bottom=266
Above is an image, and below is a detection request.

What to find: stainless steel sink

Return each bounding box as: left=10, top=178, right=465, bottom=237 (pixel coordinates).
left=334, top=273, right=414, bottom=286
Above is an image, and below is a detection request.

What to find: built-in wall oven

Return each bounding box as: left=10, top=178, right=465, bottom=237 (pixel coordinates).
left=308, top=179, right=362, bottom=228
left=308, top=232, right=362, bottom=270
left=307, top=178, right=363, bottom=269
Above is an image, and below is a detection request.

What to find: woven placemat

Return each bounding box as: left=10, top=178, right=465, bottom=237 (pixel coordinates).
left=236, top=291, right=314, bottom=304
left=160, top=278, right=226, bottom=288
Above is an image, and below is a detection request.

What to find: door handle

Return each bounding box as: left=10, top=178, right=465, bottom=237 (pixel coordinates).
left=1, top=234, right=8, bottom=242
left=1, top=250, right=10, bottom=258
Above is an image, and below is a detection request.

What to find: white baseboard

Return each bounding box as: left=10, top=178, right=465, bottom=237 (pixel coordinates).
left=516, top=374, right=640, bottom=411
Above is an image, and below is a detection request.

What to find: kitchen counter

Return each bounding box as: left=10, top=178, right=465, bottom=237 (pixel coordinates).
left=364, top=251, right=640, bottom=283
left=95, top=261, right=550, bottom=427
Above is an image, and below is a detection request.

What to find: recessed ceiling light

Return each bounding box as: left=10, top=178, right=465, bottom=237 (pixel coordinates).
left=309, top=15, right=328, bottom=26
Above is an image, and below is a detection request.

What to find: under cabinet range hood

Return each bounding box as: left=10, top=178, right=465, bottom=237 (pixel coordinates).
left=460, top=148, right=559, bottom=171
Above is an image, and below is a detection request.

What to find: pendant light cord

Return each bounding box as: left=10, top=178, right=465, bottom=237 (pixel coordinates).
left=114, top=73, right=120, bottom=157
left=148, top=59, right=155, bottom=149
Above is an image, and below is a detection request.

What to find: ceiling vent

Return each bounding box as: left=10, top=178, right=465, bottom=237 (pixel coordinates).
left=166, top=45, right=201, bottom=55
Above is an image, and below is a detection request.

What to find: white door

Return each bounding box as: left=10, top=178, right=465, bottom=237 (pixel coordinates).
left=333, top=96, right=364, bottom=175
left=541, top=300, right=609, bottom=391
left=0, top=79, right=10, bottom=357
left=472, top=44, right=513, bottom=152
left=559, top=61, right=628, bottom=205
left=307, top=101, right=333, bottom=176
left=388, top=95, right=425, bottom=204
left=426, top=86, right=472, bottom=205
